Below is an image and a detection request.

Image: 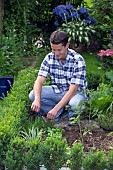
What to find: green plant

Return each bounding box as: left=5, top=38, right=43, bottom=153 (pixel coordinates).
left=52, top=5, right=96, bottom=47
left=83, top=74, right=113, bottom=130
left=85, top=83, right=113, bottom=118
left=97, top=105, right=113, bottom=130
left=20, top=126, right=43, bottom=141
left=24, top=135, right=42, bottom=170
left=4, top=136, right=26, bottom=170
left=86, top=72, right=102, bottom=90
left=40, top=128, right=68, bottom=170
left=106, top=70, right=113, bottom=82
left=70, top=113, right=84, bottom=142
left=108, top=150, right=113, bottom=170
left=90, top=0, right=113, bottom=48
left=68, top=142, right=84, bottom=170
left=83, top=150, right=108, bottom=170
left=62, top=19, right=95, bottom=47
left=0, top=68, right=38, bottom=166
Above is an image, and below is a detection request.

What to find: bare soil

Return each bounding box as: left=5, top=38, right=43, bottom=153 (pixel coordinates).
left=54, top=118, right=113, bottom=154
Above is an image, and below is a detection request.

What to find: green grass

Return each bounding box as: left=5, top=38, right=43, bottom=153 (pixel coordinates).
left=82, top=52, right=104, bottom=75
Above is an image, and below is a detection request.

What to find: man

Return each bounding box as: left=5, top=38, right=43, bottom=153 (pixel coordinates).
left=29, top=30, right=87, bottom=125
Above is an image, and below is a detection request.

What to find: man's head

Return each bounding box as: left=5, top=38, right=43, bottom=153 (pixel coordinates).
left=50, top=30, right=69, bottom=61
left=50, top=30, right=68, bottom=46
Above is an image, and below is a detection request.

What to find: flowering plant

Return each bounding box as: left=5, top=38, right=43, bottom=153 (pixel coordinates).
left=98, top=49, right=113, bottom=57
left=97, top=49, right=113, bottom=70
left=52, top=5, right=96, bottom=47
left=52, top=5, right=96, bottom=26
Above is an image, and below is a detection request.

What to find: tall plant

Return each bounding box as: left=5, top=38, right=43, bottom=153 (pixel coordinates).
left=0, top=0, right=4, bottom=47
left=90, top=0, right=113, bottom=48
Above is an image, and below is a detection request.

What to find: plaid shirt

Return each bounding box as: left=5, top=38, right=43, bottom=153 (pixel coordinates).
left=38, top=48, right=87, bottom=93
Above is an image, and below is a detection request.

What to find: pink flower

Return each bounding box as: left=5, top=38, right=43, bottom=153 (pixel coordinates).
left=98, top=49, right=113, bottom=57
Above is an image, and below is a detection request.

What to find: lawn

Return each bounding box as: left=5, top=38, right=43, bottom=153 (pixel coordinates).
left=82, top=52, right=104, bottom=75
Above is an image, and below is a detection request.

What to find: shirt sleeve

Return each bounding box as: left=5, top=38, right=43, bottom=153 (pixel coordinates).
left=38, top=55, right=50, bottom=78
left=70, top=57, right=86, bottom=88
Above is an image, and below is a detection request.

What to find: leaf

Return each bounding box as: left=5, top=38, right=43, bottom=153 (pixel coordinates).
left=84, top=37, right=89, bottom=42
left=106, top=71, right=113, bottom=82
left=80, top=31, right=83, bottom=35
left=79, top=36, right=82, bottom=42
left=72, top=32, right=75, bottom=38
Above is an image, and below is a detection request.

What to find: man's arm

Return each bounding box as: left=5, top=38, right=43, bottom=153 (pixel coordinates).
left=31, top=76, right=46, bottom=113
left=47, top=84, right=78, bottom=120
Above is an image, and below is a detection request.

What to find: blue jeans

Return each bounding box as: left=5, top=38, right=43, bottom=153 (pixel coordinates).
left=29, top=86, right=86, bottom=120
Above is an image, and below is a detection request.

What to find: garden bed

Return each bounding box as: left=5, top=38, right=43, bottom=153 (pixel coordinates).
left=55, top=118, right=113, bottom=154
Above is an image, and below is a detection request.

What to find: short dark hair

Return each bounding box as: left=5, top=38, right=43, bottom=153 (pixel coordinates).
left=50, top=30, right=68, bottom=46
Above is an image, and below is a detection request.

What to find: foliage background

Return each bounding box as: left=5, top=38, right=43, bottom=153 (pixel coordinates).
left=0, top=0, right=113, bottom=74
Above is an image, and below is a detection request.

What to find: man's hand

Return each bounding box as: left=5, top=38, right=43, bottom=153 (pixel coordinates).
left=46, top=108, right=58, bottom=120
left=31, top=76, right=45, bottom=113
left=31, top=99, right=40, bottom=113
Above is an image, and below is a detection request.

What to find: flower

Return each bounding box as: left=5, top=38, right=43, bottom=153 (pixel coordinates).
left=52, top=4, right=96, bottom=46
left=71, top=11, right=79, bottom=20
left=78, top=7, right=89, bottom=18
left=65, top=4, right=75, bottom=10
left=52, top=4, right=77, bottom=24
left=98, top=49, right=113, bottom=57
left=97, top=49, right=113, bottom=70
left=78, top=7, right=96, bottom=25
left=52, top=7, right=71, bottom=22
left=84, top=16, right=96, bottom=25
left=52, top=4, right=96, bottom=27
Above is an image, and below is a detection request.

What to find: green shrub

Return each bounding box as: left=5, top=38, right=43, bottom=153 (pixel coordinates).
left=86, top=72, right=102, bottom=90
left=4, top=136, right=26, bottom=170
left=97, top=111, right=113, bottom=130
left=83, top=150, right=108, bottom=170
left=84, top=83, right=113, bottom=119
left=108, top=150, right=113, bottom=170
left=40, top=128, right=68, bottom=170
left=0, top=68, right=37, bottom=166
left=68, top=142, right=84, bottom=170
left=24, top=135, right=42, bottom=170
left=5, top=134, right=42, bottom=170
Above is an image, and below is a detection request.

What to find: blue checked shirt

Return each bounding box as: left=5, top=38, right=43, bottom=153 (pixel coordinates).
left=38, top=49, right=87, bottom=93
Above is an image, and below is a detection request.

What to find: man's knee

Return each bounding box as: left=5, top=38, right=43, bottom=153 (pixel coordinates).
left=68, top=93, right=85, bottom=110
left=29, top=90, right=34, bottom=102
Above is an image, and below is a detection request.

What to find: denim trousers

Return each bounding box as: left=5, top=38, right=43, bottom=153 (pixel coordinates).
left=29, top=86, right=86, bottom=119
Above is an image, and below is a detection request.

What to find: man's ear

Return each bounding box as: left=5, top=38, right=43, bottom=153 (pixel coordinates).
left=66, top=43, right=69, bottom=49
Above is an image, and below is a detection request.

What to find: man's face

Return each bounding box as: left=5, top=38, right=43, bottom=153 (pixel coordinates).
left=51, top=43, right=69, bottom=60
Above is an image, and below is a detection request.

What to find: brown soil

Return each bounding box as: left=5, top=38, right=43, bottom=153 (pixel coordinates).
left=54, top=118, right=113, bottom=154
left=29, top=113, right=113, bottom=154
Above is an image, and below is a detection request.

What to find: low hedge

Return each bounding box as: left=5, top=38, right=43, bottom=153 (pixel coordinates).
left=0, top=68, right=37, bottom=166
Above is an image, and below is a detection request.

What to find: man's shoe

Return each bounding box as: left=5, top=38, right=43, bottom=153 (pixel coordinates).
left=54, top=110, right=68, bottom=124
left=36, top=112, right=47, bottom=122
